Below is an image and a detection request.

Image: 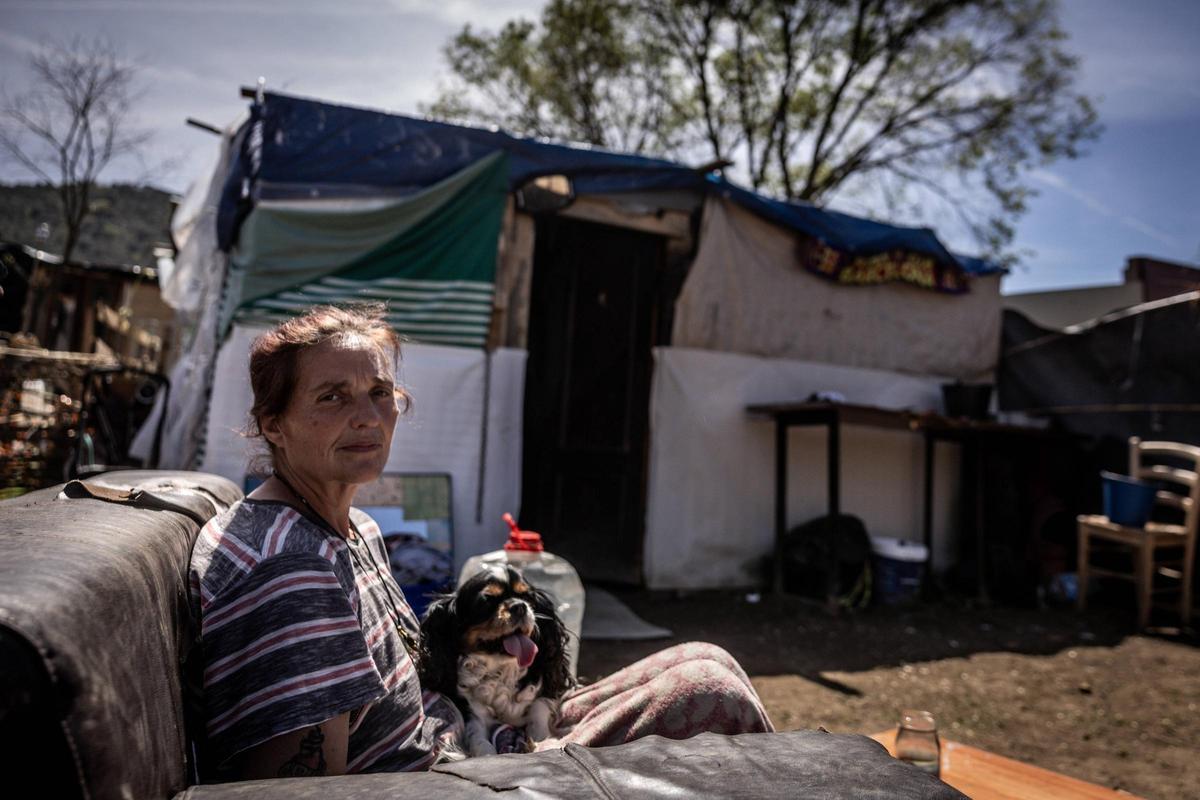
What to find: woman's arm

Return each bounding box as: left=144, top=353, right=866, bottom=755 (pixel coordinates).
left=238, top=711, right=351, bottom=780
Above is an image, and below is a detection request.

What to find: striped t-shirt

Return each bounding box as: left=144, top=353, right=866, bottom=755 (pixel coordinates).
left=188, top=498, right=463, bottom=777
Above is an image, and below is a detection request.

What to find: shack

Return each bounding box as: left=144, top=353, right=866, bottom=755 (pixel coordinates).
left=157, top=90, right=1005, bottom=587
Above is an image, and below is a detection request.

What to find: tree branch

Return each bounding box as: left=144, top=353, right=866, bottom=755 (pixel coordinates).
left=802, top=0, right=875, bottom=195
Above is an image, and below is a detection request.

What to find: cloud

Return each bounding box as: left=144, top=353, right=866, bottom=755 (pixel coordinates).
left=0, top=28, right=43, bottom=57
left=1060, top=0, right=1200, bottom=122
left=1030, top=169, right=1180, bottom=248
left=1118, top=215, right=1182, bottom=247
left=0, top=0, right=357, bottom=15
left=383, top=0, right=544, bottom=30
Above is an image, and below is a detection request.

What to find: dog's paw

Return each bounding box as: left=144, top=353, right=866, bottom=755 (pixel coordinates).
left=465, top=715, right=498, bottom=757
left=468, top=740, right=498, bottom=758
left=526, top=697, right=557, bottom=742
left=435, top=743, right=469, bottom=763
left=491, top=723, right=531, bottom=754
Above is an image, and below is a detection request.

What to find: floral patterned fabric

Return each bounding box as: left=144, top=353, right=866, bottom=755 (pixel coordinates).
left=799, top=235, right=969, bottom=293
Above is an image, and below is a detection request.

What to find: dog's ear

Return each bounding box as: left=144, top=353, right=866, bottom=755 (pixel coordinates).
left=417, top=593, right=460, bottom=695
left=529, top=587, right=574, bottom=698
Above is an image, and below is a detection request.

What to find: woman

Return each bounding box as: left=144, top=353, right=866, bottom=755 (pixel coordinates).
left=189, top=304, right=771, bottom=781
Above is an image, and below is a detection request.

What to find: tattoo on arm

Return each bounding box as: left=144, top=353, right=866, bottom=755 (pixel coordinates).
left=276, top=726, right=328, bottom=777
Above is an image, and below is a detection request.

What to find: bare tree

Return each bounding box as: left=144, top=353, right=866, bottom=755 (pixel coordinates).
left=0, top=37, right=150, bottom=262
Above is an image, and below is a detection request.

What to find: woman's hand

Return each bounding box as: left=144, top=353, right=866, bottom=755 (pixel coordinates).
left=239, top=711, right=350, bottom=780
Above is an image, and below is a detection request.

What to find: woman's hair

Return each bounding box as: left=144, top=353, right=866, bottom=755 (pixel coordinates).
left=245, top=303, right=410, bottom=472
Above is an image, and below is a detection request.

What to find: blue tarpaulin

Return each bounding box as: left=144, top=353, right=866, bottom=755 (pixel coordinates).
left=218, top=91, right=1002, bottom=282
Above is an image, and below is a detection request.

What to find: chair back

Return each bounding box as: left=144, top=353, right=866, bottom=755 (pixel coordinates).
left=1128, top=437, right=1200, bottom=539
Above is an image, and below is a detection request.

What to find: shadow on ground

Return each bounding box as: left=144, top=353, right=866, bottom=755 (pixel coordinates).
left=578, top=588, right=1198, bottom=678
left=577, top=590, right=1200, bottom=800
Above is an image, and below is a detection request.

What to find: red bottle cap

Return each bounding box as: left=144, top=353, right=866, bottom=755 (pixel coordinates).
left=502, top=512, right=544, bottom=552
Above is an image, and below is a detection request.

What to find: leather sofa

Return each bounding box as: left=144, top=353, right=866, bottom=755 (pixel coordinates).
left=0, top=471, right=965, bottom=799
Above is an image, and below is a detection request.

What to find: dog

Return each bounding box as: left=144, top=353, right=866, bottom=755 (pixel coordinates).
left=417, top=563, right=573, bottom=758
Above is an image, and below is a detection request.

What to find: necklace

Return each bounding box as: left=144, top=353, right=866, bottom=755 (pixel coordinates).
left=271, top=469, right=356, bottom=539
left=271, top=470, right=421, bottom=659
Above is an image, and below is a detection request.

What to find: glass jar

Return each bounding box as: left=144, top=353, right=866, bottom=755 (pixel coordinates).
left=895, top=709, right=940, bottom=776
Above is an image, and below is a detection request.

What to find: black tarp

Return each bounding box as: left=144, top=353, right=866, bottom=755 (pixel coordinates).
left=999, top=292, right=1200, bottom=448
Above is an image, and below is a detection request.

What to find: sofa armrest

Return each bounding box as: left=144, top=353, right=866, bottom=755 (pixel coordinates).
left=0, top=471, right=241, bottom=800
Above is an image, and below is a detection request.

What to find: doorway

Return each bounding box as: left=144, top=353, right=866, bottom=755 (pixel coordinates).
left=520, top=216, right=664, bottom=584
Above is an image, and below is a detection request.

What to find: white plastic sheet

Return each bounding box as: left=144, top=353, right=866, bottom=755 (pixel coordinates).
left=156, top=131, right=237, bottom=469
left=672, top=198, right=1002, bottom=380
left=201, top=323, right=527, bottom=569
left=643, top=347, right=961, bottom=589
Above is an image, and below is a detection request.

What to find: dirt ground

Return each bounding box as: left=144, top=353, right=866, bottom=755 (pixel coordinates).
left=577, top=591, right=1200, bottom=800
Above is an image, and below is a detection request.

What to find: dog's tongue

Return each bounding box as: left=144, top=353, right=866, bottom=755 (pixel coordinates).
left=502, top=633, right=538, bottom=668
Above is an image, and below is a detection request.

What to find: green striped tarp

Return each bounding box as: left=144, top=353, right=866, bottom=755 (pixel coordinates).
left=231, top=152, right=508, bottom=348
left=237, top=276, right=495, bottom=347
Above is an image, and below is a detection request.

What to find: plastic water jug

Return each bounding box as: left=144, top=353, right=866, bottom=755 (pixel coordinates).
left=459, top=513, right=585, bottom=679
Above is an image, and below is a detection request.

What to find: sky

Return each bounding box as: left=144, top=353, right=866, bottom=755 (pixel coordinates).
left=0, top=0, right=1196, bottom=294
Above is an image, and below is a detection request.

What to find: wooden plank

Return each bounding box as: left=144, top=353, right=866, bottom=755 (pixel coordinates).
left=557, top=194, right=693, bottom=239
left=1142, top=464, right=1199, bottom=485
left=871, top=729, right=1142, bottom=800
left=744, top=401, right=914, bottom=431
left=744, top=401, right=1069, bottom=438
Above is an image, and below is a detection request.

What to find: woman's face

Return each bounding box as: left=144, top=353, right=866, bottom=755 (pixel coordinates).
left=262, top=336, right=399, bottom=486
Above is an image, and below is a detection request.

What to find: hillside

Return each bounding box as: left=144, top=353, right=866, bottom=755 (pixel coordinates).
left=0, top=183, right=175, bottom=266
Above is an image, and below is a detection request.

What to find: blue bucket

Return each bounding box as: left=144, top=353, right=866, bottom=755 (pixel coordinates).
left=401, top=580, right=449, bottom=619
left=1101, top=472, right=1157, bottom=527
left=871, top=536, right=928, bottom=605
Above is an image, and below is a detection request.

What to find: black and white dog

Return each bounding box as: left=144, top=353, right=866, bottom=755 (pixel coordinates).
left=418, top=563, right=573, bottom=758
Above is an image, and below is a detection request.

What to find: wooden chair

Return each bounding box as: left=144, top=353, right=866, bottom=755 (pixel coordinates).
left=1077, top=437, right=1200, bottom=629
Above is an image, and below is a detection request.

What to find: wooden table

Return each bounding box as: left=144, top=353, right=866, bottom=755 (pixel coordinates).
left=870, top=729, right=1141, bottom=799
left=745, top=401, right=1072, bottom=596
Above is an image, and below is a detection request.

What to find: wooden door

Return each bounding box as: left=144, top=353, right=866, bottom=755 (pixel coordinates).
left=520, top=216, right=662, bottom=584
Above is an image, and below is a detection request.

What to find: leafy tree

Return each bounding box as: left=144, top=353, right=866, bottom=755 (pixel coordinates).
left=427, top=0, right=684, bottom=154
left=427, top=0, right=1100, bottom=260
left=0, top=37, right=150, bottom=262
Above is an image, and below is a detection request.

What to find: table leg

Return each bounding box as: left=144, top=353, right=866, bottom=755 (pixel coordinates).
left=974, top=442, right=990, bottom=604
left=828, top=417, right=840, bottom=518
left=827, top=418, right=840, bottom=610
left=923, top=435, right=934, bottom=552
left=922, top=434, right=934, bottom=593
left=773, top=418, right=788, bottom=594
